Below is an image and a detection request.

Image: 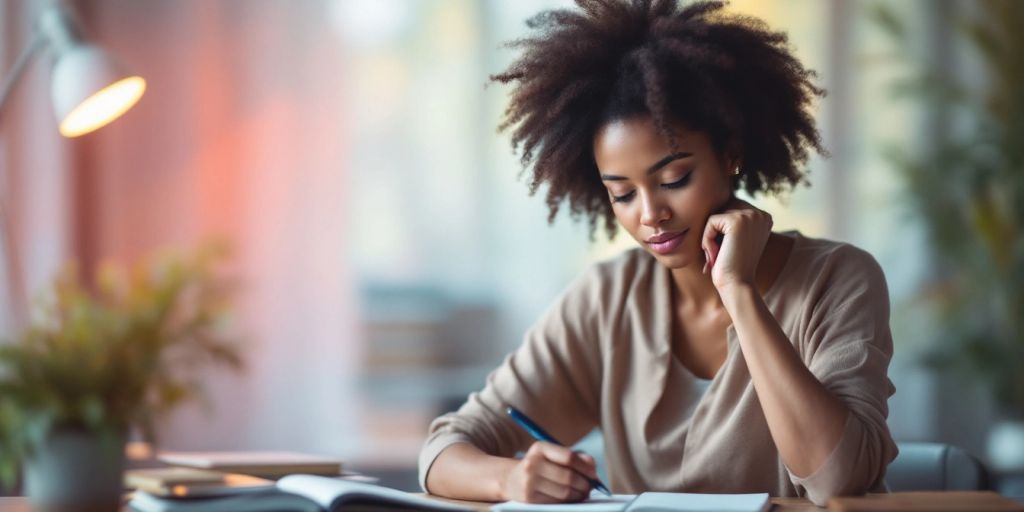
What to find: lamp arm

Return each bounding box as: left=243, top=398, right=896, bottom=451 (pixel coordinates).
left=0, top=29, right=45, bottom=117
left=0, top=29, right=45, bottom=333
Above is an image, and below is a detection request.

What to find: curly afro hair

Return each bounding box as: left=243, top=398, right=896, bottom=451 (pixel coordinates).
left=491, top=0, right=827, bottom=239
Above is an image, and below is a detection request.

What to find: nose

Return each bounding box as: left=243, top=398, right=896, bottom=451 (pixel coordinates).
left=639, top=191, right=670, bottom=227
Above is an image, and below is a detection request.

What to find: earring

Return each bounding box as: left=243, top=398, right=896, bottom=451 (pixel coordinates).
left=733, top=166, right=741, bottom=176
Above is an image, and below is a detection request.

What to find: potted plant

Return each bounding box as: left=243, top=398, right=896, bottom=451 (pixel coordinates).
left=869, top=2, right=1024, bottom=469
left=0, top=245, right=242, bottom=511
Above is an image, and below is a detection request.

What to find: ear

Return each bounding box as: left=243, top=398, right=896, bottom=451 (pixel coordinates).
left=725, top=154, right=742, bottom=177
left=719, top=137, right=742, bottom=175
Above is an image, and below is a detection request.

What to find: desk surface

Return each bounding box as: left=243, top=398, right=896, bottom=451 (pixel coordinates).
left=2, top=492, right=1021, bottom=511
left=431, top=496, right=821, bottom=511
left=428, top=492, right=1024, bottom=511
left=0, top=496, right=821, bottom=511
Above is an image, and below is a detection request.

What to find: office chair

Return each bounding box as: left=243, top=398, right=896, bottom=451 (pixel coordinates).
left=886, top=442, right=988, bottom=491
left=575, top=435, right=988, bottom=492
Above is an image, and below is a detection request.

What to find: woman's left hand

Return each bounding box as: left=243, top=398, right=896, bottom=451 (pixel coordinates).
left=701, top=198, right=773, bottom=291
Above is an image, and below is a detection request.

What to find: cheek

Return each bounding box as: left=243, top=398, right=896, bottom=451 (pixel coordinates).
left=663, top=189, right=704, bottom=218
left=610, top=202, right=631, bottom=225
left=610, top=203, right=643, bottom=238
left=674, top=174, right=728, bottom=215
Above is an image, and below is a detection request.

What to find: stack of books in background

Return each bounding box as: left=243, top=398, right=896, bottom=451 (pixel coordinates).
left=124, top=451, right=467, bottom=512
left=154, top=451, right=345, bottom=481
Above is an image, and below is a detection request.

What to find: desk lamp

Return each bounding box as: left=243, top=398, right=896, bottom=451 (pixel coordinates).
left=0, top=3, right=147, bottom=327
left=0, top=4, right=146, bottom=136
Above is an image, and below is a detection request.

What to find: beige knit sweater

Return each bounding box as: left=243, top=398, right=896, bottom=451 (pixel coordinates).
left=419, top=232, right=898, bottom=506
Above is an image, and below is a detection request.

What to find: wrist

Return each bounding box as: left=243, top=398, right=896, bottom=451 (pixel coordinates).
left=717, top=281, right=758, bottom=310
left=716, top=277, right=756, bottom=295
left=493, top=456, right=518, bottom=501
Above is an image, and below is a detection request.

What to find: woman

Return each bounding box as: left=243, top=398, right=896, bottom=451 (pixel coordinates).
left=418, top=0, right=897, bottom=506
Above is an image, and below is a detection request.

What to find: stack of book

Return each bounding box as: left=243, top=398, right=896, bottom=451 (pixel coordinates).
left=155, top=451, right=344, bottom=480
left=126, top=451, right=466, bottom=512
left=127, top=473, right=472, bottom=512
left=126, top=467, right=274, bottom=498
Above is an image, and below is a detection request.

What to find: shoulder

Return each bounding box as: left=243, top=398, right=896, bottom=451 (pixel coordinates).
left=780, top=232, right=890, bottom=320
left=525, top=248, right=658, bottom=352
left=786, top=232, right=887, bottom=290
left=552, top=247, right=660, bottom=320
left=778, top=236, right=894, bottom=375
left=575, top=247, right=660, bottom=297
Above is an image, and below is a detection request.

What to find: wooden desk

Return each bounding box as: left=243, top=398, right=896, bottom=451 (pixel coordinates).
left=431, top=492, right=1024, bottom=511
left=423, top=491, right=1024, bottom=512
left=429, top=496, right=821, bottom=511
left=427, top=495, right=821, bottom=511
left=0, top=496, right=820, bottom=511
left=2, top=491, right=1019, bottom=511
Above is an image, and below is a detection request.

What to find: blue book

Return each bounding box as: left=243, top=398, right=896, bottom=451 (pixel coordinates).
left=129, top=474, right=473, bottom=512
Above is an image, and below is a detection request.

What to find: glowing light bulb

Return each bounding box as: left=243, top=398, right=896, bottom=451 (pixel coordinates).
left=58, top=75, right=145, bottom=137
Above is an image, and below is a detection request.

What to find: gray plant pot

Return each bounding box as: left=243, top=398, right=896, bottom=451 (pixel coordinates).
left=23, top=428, right=125, bottom=512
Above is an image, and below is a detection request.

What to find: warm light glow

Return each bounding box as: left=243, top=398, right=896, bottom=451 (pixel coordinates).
left=223, top=473, right=273, bottom=487
left=59, top=75, right=146, bottom=137
left=124, top=441, right=154, bottom=460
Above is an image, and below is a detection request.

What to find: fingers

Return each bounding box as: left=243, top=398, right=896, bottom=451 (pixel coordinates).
left=529, top=476, right=589, bottom=503
left=534, top=465, right=591, bottom=500
left=701, top=216, right=723, bottom=274
left=532, top=444, right=598, bottom=479
left=701, top=197, right=771, bottom=275
left=515, top=443, right=597, bottom=503
left=574, top=452, right=599, bottom=480
left=536, top=460, right=592, bottom=494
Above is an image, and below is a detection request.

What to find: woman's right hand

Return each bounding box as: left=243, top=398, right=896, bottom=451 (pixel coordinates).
left=500, top=442, right=599, bottom=503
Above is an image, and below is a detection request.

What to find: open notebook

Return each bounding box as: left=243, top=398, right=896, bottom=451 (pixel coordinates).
left=491, top=490, right=770, bottom=512
left=128, top=474, right=473, bottom=512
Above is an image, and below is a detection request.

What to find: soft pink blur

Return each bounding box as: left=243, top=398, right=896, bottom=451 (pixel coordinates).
left=1, top=1, right=360, bottom=457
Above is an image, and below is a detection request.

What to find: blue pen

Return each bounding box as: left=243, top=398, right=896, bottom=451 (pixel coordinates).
left=506, top=406, right=612, bottom=497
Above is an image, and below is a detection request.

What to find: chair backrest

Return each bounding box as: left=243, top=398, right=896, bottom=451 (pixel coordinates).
left=886, top=442, right=988, bottom=491
left=575, top=434, right=988, bottom=492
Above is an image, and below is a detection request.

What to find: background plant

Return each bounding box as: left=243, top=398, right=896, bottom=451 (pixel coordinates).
left=0, top=243, right=242, bottom=488
left=870, top=1, right=1023, bottom=415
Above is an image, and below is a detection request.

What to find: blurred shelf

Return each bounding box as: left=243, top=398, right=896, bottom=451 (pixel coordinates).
left=357, top=364, right=495, bottom=406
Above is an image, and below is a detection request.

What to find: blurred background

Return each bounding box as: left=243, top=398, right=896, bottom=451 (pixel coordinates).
left=1, top=0, right=1021, bottom=494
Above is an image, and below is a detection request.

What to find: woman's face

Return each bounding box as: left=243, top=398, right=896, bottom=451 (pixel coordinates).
left=593, top=116, right=735, bottom=270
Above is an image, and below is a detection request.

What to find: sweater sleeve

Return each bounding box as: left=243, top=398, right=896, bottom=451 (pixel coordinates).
left=417, top=266, right=605, bottom=492
left=787, top=245, right=899, bottom=506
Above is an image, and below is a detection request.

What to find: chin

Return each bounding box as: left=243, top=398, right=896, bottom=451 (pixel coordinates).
left=648, top=249, right=694, bottom=270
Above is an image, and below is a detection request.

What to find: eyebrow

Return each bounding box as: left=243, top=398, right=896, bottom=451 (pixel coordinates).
left=600, top=152, right=692, bottom=181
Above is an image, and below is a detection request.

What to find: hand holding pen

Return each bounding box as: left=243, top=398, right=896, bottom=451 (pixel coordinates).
left=503, top=407, right=612, bottom=503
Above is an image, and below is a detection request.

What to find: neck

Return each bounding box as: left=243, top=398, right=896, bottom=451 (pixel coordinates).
left=669, top=263, right=723, bottom=313
left=669, top=232, right=789, bottom=312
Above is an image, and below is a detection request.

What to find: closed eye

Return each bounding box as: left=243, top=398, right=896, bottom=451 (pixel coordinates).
left=609, top=171, right=692, bottom=203
left=611, top=190, right=636, bottom=203
left=661, top=171, right=692, bottom=189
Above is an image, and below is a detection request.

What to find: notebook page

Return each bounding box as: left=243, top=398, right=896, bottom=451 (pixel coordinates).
left=624, top=492, right=770, bottom=512
left=490, top=491, right=637, bottom=512
left=276, top=474, right=472, bottom=511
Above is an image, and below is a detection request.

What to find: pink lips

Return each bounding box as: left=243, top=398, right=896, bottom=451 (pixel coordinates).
left=646, top=229, right=687, bottom=255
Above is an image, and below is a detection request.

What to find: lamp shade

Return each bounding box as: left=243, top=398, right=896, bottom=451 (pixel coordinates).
left=50, top=44, right=145, bottom=138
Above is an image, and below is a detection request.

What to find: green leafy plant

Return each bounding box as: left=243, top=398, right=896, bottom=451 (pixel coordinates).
left=0, top=244, right=243, bottom=488
left=869, top=2, right=1023, bottom=415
